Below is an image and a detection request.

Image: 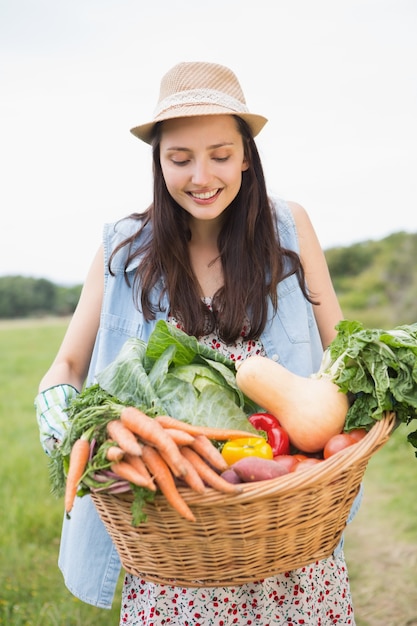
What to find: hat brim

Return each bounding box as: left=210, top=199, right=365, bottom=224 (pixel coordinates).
left=130, top=108, right=268, bottom=144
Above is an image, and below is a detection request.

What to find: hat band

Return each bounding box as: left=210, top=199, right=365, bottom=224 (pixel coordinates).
left=153, top=88, right=249, bottom=118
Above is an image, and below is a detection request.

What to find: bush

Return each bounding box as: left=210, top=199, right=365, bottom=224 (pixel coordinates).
left=0, top=276, right=81, bottom=319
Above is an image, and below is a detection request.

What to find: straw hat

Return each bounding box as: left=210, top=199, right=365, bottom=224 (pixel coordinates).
left=130, top=61, right=268, bottom=144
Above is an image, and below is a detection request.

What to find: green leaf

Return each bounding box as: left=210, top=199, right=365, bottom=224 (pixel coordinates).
left=147, top=344, right=177, bottom=391
left=407, top=429, right=417, bottom=456
left=48, top=448, right=66, bottom=498
left=130, top=486, right=156, bottom=526
left=152, top=373, right=199, bottom=423
left=192, top=384, right=257, bottom=433
left=319, top=320, right=417, bottom=431
left=146, top=319, right=236, bottom=368
left=96, top=337, right=165, bottom=414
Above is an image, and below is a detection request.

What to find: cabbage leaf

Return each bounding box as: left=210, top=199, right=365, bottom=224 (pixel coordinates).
left=96, top=320, right=259, bottom=433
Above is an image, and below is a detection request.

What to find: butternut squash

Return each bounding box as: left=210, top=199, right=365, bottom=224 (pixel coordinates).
left=236, top=356, right=348, bottom=453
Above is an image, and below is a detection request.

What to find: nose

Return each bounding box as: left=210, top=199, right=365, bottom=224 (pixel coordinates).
left=191, top=158, right=212, bottom=186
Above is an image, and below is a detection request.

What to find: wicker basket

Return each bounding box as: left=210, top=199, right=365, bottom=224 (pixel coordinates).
left=91, top=411, right=396, bottom=587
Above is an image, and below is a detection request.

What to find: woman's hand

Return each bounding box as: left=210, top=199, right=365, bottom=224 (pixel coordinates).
left=34, top=383, right=79, bottom=454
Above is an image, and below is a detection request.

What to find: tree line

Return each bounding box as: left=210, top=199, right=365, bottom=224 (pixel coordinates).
left=0, top=230, right=416, bottom=326
left=0, top=275, right=82, bottom=319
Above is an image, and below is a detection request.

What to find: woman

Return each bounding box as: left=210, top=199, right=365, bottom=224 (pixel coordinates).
left=35, top=61, right=357, bottom=625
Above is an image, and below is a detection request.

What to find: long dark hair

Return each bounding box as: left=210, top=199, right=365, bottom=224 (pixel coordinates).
left=109, top=116, right=314, bottom=343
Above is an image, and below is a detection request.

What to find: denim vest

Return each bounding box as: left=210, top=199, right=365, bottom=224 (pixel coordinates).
left=57, top=198, right=358, bottom=609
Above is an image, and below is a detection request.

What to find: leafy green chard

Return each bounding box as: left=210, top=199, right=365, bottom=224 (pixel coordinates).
left=314, top=320, right=417, bottom=454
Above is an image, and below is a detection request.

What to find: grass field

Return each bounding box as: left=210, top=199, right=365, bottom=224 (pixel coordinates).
left=1, top=319, right=416, bottom=625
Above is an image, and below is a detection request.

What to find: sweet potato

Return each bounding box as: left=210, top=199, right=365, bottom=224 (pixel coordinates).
left=231, top=456, right=291, bottom=483
left=220, top=468, right=242, bottom=484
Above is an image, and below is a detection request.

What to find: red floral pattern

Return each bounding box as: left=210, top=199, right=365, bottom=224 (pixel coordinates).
left=168, top=299, right=266, bottom=363
left=120, top=555, right=355, bottom=625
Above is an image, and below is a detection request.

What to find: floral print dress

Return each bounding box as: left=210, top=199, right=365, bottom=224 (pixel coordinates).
left=120, top=307, right=356, bottom=625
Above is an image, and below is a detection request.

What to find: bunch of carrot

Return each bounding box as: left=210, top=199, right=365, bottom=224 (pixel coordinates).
left=65, top=406, right=256, bottom=522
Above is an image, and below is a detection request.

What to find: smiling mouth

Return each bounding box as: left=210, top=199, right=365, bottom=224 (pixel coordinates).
left=189, top=189, right=220, bottom=200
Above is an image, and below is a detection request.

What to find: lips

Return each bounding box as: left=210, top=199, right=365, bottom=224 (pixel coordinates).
left=189, top=189, right=219, bottom=200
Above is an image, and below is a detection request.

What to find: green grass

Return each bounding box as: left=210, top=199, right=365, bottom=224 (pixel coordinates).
left=344, top=421, right=417, bottom=626
left=1, top=319, right=416, bottom=625
left=0, top=320, right=122, bottom=625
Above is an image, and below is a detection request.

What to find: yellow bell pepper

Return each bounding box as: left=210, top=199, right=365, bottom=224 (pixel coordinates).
left=221, top=437, right=273, bottom=465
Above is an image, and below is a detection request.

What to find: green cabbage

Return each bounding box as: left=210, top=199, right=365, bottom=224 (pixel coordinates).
left=96, top=320, right=259, bottom=433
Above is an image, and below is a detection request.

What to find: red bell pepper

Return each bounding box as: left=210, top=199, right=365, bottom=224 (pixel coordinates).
left=248, top=412, right=290, bottom=456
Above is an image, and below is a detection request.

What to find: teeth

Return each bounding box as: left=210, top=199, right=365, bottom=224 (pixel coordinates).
left=191, top=190, right=218, bottom=200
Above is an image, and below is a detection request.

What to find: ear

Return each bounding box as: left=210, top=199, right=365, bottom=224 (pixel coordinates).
left=241, top=158, right=249, bottom=172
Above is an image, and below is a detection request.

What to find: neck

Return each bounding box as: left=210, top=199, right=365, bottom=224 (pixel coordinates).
left=188, top=215, right=222, bottom=246
left=187, top=219, right=223, bottom=298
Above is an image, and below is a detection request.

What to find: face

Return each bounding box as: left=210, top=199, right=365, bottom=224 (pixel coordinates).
left=159, top=115, right=249, bottom=225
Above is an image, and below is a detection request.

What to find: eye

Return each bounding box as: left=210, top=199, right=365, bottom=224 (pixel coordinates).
left=171, top=159, right=190, bottom=166
left=213, top=156, right=230, bottom=162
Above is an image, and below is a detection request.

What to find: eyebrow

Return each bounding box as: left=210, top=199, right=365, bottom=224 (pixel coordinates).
left=165, top=142, right=235, bottom=152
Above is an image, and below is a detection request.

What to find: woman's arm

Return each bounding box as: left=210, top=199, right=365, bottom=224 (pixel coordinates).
left=288, top=201, right=343, bottom=349
left=39, top=245, right=105, bottom=392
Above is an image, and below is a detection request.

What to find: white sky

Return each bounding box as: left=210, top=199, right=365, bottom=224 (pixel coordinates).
left=1, top=0, right=416, bottom=284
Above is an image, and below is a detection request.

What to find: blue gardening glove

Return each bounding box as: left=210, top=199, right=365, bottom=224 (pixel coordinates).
left=34, top=384, right=79, bottom=455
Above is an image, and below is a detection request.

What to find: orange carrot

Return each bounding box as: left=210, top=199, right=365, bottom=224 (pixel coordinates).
left=180, top=446, right=242, bottom=494
left=65, top=437, right=90, bottom=514
left=105, top=444, right=125, bottom=463
left=124, top=454, right=156, bottom=491
left=120, top=407, right=187, bottom=477
left=190, top=434, right=229, bottom=472
left=141, top=445, right=196, bottom=522
left=106, top=419, right=143, bottom=457
left=111, top=461, right=155, bottom=491
left=155, top=414, right=256, bottom=440
left=162, top=428, right=196, bottom=446
left=176, top=453, right=207, bottom=494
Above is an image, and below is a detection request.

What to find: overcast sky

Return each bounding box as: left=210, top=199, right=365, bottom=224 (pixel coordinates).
left=1, top=0, right=416, bottom=284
